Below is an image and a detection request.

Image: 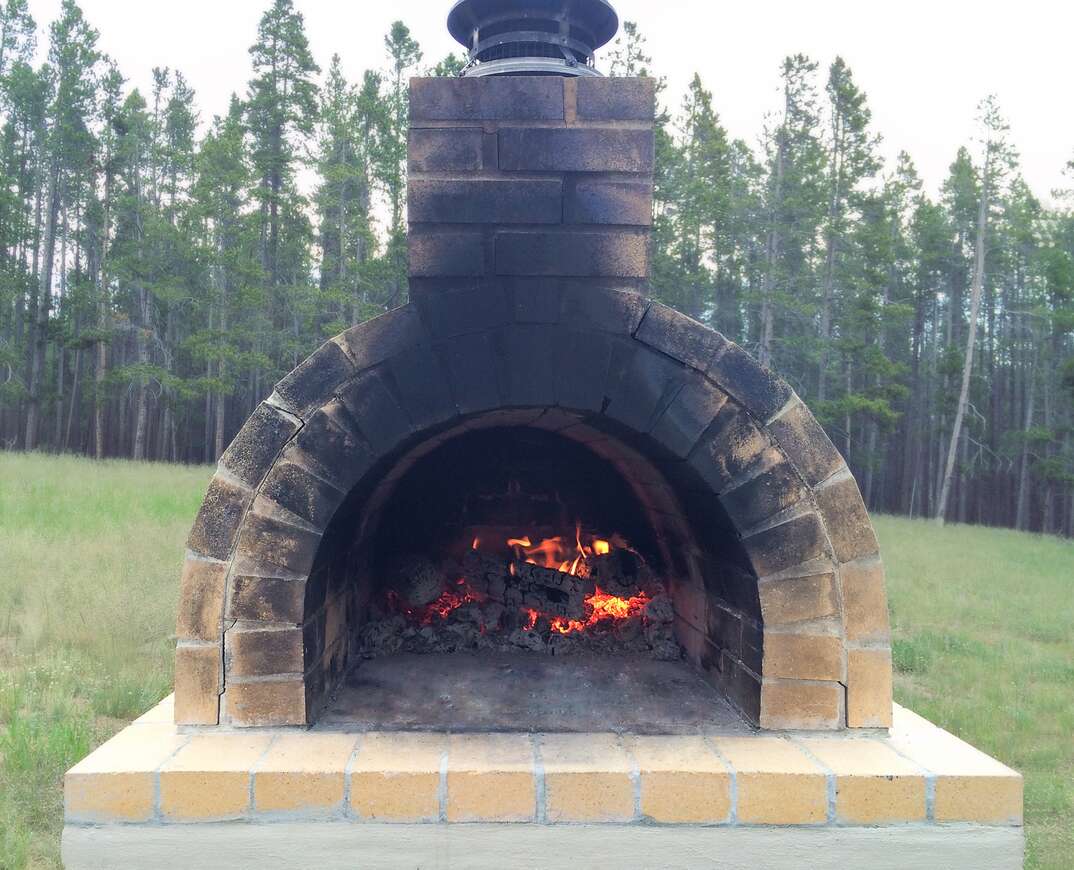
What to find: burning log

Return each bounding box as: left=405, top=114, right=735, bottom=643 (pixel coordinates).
left=392, top=555, right=449, bottom=607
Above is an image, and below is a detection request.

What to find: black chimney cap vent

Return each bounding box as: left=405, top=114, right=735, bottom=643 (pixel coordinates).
left=448, top=0, right=620, bottom=78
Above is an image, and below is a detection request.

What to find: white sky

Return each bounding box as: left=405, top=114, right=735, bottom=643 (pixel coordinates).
left=25, top=0, right=1074, bottom=200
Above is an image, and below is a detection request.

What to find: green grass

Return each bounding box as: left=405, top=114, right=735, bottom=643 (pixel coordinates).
left=1, top=454, right=1072, bottom=867
left=879, top=515, right=1074, bottom=868
left=0, top=453, right=209, bottom=869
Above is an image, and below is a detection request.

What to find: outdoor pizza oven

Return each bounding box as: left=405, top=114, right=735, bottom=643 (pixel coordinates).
left=173, top=0, right=893, bottom=736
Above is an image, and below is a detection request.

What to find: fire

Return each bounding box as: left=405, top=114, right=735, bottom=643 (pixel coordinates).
left=548, top=587, right=651, bottom=635
left=504, top=523, right=612, bottom=577
left=391, top=579, right=486, bottom=627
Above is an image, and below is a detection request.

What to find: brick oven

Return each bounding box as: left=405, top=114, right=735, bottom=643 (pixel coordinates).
left=62, top=3, right=1024, bottom=866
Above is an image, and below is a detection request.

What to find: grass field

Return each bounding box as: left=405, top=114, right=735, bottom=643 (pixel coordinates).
left=0, top=452, right=1071, bottom=868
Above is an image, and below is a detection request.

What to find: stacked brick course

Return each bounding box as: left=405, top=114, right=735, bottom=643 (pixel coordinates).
left=407, top=76, right=654, bottom=295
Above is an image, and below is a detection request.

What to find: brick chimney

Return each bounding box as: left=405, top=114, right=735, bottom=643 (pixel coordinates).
left=407, top=74, right=655, bottom=300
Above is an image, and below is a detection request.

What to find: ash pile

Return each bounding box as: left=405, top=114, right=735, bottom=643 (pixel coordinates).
left=358, top=547, right=682, bottom=661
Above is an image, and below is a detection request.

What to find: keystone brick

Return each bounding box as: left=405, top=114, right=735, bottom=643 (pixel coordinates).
left=226, top=678, right=306, bottom=727
left=227, top=575, right=306, bottom=625
left=227, top=627, right=304, bottom=678
left=496, top=231, right=648, bottom=278
left=437, top=331, right=504, bottom=414
left=336, top=305, right=425, bottom=371
left=261, top=460, right=344, bottom=530
left=635, top=302, right=728, bottom=372
left=176, top=559, right=227, bottom=642
left=769, top=399, right=846, bottom=486
left=274, top=340, right=354, bottom=419
left=410, top=76, right=564, bottom=122
left=742, top=512, right=830, bottom=578
left=408, top=127, right=484, bottom=171
left=565, top=178, right=652, bottom=226
left=409, top=231, right=486, bottom=277
left=576, top=76, right=656, bottom=121
left=707, top=342, right=795, bottom=422
left=409, top=178, right=562, bottom=225
left=235, top=511, right=322, bottom=577
left=187, top=474, right=252, bottom=561
left=555, top=329, right=613, bottom=413
left=219, top=402, right=300, bottom=488
left=721, top=458, right=809, bottom=532
left=816, top=475, right=880, bottom=563
left=500, top=324, right=559, bottom=407
left=764, top=632, right=844, bottom=682
left=174, top=644, right=221, bottom=725
left=499, top=127, right=654, bottom=173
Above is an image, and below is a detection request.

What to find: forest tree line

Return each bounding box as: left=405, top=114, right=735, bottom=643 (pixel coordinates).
left=0, top=0, right=1072, bottom=535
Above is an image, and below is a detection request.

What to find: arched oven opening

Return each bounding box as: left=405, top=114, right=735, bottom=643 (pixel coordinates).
left=302, top=412, right=761, bottom=733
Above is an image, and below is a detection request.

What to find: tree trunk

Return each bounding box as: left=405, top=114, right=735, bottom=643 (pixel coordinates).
left=937, top=167, right=989, bottom=525
left=25, top=162, right=61, bottom=451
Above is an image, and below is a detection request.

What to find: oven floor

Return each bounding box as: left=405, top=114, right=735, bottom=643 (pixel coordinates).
left=316, top=653, right=754, bottom=734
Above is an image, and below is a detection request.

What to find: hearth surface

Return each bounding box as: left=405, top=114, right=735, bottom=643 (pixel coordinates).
left=316, top=652, right=753, bottom=734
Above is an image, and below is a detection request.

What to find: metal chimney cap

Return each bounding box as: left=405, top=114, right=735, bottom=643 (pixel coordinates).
left=448, top=0, right=620, bottom=78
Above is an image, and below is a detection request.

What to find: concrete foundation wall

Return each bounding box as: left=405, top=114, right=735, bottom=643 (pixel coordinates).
left=62, top=822, right=1024, bottom=870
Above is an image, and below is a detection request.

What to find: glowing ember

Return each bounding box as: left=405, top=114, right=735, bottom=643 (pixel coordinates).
left=391, top=578, right=486, bottom=626
left=546, top=587, right=652, bottom=635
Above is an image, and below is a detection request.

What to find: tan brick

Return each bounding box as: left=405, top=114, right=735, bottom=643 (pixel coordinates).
left=227, top=627, right=304, bottom=678
left=799, top=737, right=926, bottom=824
left=350, top=733, right=445, bottom=822
left=763, top=632, right=844, bottom=682
left=254, top=734, right=357, bottom=815
left=847, top=647, right=893, bottom=728
left=760, top=679, right=843, bottom=730
left=173, top=643, right=220, bottom=725
left=841, top=558, right=891, bottom=642
left=815, top=475, right=879, bottom=563
left=159, top=734, right=273, bottom=821
left=889, top=705, right=1022, bottom=824
left=226, top=678, right=305, bottom=727
left=447, top=734, right=536, bottom=822
left=711, top=736, right=827, bottom=824
left=759, top=572, right=839, bottom=626
left=66, top=725, right=188, bottom=823
left=175, top=558, right=227, bottom=642
left=541, top=734, right=634, bottom=823
left=629, top=736, right=731, bottom=823
left=132, top=694, right=175, bottom=725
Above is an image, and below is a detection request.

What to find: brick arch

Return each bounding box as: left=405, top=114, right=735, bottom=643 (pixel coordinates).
left=174, top=288, right=892, bottom=732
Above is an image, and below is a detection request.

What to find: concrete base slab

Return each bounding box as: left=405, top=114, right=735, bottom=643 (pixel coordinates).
left=62, top=821, right=1025, bottom=870
left=319, top=652, right=752, bottom=733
